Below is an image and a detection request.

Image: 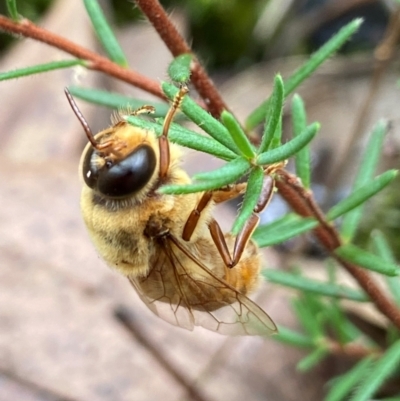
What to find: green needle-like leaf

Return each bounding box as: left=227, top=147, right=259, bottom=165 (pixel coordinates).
left=325, top=356, right=375, bottom=401
left=273, top=326, right=314, bottom=349
left=162, top=82, right=240, bottom=154
left=258, top=74, right=284, bottom=153
left=292, top=297, right=324, bottom=340
left=328, top=301, right=367, bottom=344
left=193, top=157, right=250, bottom=182
left=126, top=116, right=236, bottom=161
left=68, top=86, right=169, bottom=117
left=6, top=0, right=20, bottom=21
left=297, top=347, right=329, bottom=372
left=0, top=60, right=85, bottom=81
left=350, top=340, right=400, bottom=401
left=291, top=94, right=311, bottom=188
left=371, top=231, right=400, bottom=307
left=221, top=111, right=255, bottom=159
left=263, top=269, right=369, bottom=302
left=253, top=215, right=317, bottom=247
left=168, top=54, right=193, bottom=83
left=340, top=120, right=389, bottom=241
left=246, top=19, right=362, bottom=130
left=231, top=167, right=263, bottom=235
left=256, top=122, right=319, bottom=165
left=83, top=0, right=128, bottom=66
left=161, top=177, right=235, bottom=195
left=327, top=170, right=398, bottom=221
left=161, top=159, right=250, bottom=194
left=335, top=243, right=400, bottom=276
left=285, top=19, right=363, bottom=96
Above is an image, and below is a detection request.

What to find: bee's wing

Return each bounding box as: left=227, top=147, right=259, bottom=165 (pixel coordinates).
left=128, top=235, right=277, bottom=336
left=128, top=249, right=196, bottom=331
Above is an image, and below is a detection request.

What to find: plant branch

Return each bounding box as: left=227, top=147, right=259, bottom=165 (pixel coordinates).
left=0, top=15, right=164, bottom=99
left=134, top=0, right=229, bottom=118
left=327, top=341, right=381, bottom=358
left=275, top=169, right=400, bottom=331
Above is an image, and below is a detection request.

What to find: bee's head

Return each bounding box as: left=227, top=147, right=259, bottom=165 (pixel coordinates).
left=65, top=88, right=157, bottom=199
left=81, top=135, right=157, bottom=199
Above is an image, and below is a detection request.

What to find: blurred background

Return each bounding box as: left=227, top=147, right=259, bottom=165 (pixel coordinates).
left=1, top=0, right=400, bottom=400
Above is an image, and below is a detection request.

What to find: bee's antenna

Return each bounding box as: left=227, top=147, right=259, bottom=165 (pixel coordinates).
left=159, top=85, right=189, bottom=178
left=162, top=85, right=188, bottom=139
left=64, top=87, right=101, bottom=150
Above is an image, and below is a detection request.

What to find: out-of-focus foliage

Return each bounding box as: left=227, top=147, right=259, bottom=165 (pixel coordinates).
left=1, top=0, right=391, bottom=71
left=355, top=175, right=400, bottom=261
left=0, top=0, right=53, bottom=50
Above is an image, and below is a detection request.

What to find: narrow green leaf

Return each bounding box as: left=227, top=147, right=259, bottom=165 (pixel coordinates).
left=160, top=160, right=249, bottom=194
left=269, top=115, right=283, bottom=150
left=292, top=94, right=311, bottom=188
left=68, top=86, right=169, bottom=117
left=162, top=82, right=240, bottom=154
left=325, top=357, right=375, bottom=401
left=273, top=326, right=314, bottom=348
left=256, top=122, right=319, bottom=166
left=83, top=0, right=128, bottom=66
left=327, top=170, right=398, bottom=222
left=371, top=231, right=400, bottom=307
left=253, top=215, right=318, bottom=247
left=258, top=74, right=284, bottom=153
left=231, top=167, right=263, bottom=235
left=335, top=243, right=400, bottom=276
left=292, top=297, right=324, bottom=339
left=0, top=60, right=85, bottom=81
left=126, top=116, right=237, bottom=161
left=161, top=178, right=234, bottom=195
left=350, top=340, right=400, bottom=401
left=193, top=157, right=250, bottom=182
left=328, top=301, right=366, bottom=344
left=297, top=347, right=329, bottom=372
left=221, top=111, right=255, bottom=159
left=246, top=19, right=362, bottom=130
left=353, top=120, right=388, bottom=188
left=285, top=19, right=363, bottom=96
left=263, top=269, right=368, bottom=302
left=340, top=120, right=389, bottom=240
left=168, top=54, right=193, bottom=83
left=6, top=0, right=20, bottom=21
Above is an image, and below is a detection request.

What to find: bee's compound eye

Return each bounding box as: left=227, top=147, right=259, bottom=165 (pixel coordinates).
left=83, top=144, right=157, bottom=198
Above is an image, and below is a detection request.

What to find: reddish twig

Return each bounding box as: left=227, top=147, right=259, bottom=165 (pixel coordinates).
left=134, top=0, right=229, bottom=117
left=327, top=341, right=381, bottom=358
left=0, top=15, right=164, bottom=99
left=275, top=169, right=400, bottom=332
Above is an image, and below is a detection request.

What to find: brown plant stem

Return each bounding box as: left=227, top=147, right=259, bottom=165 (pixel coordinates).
left=0, top=15, right=164, bottom=99
left=275, top=169, right=400, bottom=332
left=327, top=341, right=381, bottom=358
left=134, top=0, right=229, bottom=118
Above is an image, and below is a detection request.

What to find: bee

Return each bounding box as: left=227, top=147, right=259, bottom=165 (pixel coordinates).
left=65, top=86, right=277, bottom=336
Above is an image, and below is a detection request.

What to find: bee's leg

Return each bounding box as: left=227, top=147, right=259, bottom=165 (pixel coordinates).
left=159, top=86, right=188, bottom=179
left=209, top=175, right=275, bottom=268
left=181, top=183, right=247, bottom=242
